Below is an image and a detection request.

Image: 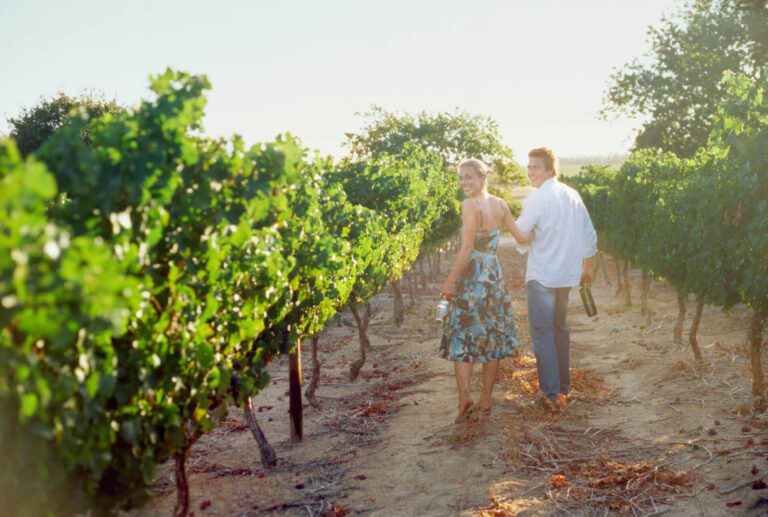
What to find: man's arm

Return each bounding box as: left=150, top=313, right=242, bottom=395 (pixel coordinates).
left=581, top=203, right=598, bottom=287
left=581, top=255, right=595, bottom=287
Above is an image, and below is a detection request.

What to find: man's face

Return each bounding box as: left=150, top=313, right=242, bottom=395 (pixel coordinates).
left=527, top=156, right=555, bottom=188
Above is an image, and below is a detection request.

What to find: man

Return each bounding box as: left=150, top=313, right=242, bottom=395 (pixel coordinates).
left=516, top=147, right=597, bottom=409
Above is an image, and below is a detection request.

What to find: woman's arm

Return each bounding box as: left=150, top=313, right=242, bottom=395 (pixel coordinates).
left=500, top=199, right=534, bottom=244
left=441, top=200, right=478, bottom=298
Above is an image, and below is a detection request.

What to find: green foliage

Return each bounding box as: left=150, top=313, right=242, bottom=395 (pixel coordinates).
left=601, top=0, right=768, bottom=157
left=574, top=70, right=768, bottom=314
left=562, top=164, right=617, bottom=255
left=329, top=145, right=447, bottom=304
left=707, top=70, right=768, bottom=308
left=0, top=140, right=141, bottom=516
left=344, top=104, right=525, bottom=185
left=30, top=70, right=298, bottom=512
left=7, top=91, right=124, bottom=159
left=344, top=106, right=485, bottom=253
left=251, top=148, right=366, bottom=355
left=570, top=150, right=741, bottom=307
left=0, top=69, right=461, bottom=516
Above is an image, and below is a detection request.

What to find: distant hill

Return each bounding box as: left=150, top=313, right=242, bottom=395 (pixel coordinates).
left=558, top=153, right=627, bottom=177
left=511, top=153, right=628, bottom=179
left=559, top=153, right=628, bottom=166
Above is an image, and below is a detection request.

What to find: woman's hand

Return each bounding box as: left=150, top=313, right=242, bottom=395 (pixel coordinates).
left=441, top=277, right=455, bottom=299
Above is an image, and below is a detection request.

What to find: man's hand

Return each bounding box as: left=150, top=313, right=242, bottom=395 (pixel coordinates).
left=581, top=256, right=596, bottom=287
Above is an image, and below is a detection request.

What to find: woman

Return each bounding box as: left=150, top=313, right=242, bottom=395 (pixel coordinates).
left=439, top=158, right=533, bottom=421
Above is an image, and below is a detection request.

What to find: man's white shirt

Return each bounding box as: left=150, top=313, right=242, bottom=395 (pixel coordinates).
left=516, top=177, right=598, bottom=288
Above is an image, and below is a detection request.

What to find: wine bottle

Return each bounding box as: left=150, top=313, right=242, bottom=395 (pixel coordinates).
left=579, top=283, right=597, bottom=317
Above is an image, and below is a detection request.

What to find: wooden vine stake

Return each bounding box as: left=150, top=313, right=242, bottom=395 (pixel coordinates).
left=288, top=334, right=303, bottom=442
left=173, top=425, right=191, bottom=517
left=598, top=252, right=612, bottom=285
left=640, top=269, right=651, bottom=316
left=407, top=268, right=416, bottom=307
left=622, top=261, right=632, bottom=307
left=748, top=306, right=767, bottom=408
left=614, top=257, right=624, bottom=298
left=392, top=279, right=405, bottom=327
left=305, top=336, right=321, bottom=408
left=173, top=452, right=189, bottom=517
left=674, top=290, right=686, bottom=345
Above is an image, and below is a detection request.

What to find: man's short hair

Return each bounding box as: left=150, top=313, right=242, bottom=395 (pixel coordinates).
left=528, top=147, right=558, bottom=175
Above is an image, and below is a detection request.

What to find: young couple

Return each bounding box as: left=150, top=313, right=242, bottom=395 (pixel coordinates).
left=439, top=148, right=597, bottom=421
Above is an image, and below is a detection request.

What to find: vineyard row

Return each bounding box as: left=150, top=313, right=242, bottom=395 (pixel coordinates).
left=566, top=70, right=768, bottom=410
left=0, top=70, right=461, bottom=516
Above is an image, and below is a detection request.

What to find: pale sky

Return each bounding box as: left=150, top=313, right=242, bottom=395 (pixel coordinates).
left=0, top=0, right=682, bottom=162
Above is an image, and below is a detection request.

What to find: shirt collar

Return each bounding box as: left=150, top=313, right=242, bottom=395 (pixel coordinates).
left=540, top=176, right=557, bottom=190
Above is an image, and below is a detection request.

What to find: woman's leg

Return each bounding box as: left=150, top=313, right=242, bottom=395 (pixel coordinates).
left=479, top=360, right=499, bottom=410
left=454, top=361, right=473, bottom=419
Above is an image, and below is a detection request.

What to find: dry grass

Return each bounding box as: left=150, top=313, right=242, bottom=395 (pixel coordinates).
left=476, top=353, right=700, bottom=516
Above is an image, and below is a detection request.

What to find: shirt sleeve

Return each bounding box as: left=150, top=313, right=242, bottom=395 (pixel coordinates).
left=581, top=204, right=598, bottom=258
left=516, top=194, right=538, bottom=232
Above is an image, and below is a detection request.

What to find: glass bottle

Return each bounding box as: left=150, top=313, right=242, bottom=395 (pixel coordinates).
left=436, top=298, right=450, bottom=321
left=579, top=283, right=597, bottom=317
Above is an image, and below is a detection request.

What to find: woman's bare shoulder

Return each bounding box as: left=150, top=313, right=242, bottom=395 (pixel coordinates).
left=488, top=194, right=510, bottom=212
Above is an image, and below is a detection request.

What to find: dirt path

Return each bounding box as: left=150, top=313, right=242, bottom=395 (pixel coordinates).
left=128, top=237, right=768, bottom=517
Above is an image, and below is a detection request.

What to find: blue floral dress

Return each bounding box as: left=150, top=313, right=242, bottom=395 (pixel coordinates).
left=439, top=204, right=518, bottom=363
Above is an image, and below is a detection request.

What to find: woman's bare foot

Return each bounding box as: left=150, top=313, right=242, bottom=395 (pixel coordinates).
left=456, top=399, right=474, bottom=422
left=478, top=400, right=492, bottom=412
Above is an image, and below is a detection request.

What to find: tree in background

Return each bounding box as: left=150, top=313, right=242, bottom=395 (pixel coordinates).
left=601, top=0, right=768, bottom=157
left=344, top=104, right=526, bottom=185
left=7, top=91, right=124, bottom=158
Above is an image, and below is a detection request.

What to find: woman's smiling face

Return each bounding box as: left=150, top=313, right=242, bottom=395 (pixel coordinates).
left=459, top=165, right=484, bottom=197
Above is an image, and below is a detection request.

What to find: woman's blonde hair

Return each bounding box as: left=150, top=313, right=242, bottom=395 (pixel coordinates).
left=458, top=158, right=492, bottom=183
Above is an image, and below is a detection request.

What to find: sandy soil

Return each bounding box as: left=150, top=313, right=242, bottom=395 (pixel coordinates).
left=126, top=236, right=768, bottom=517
